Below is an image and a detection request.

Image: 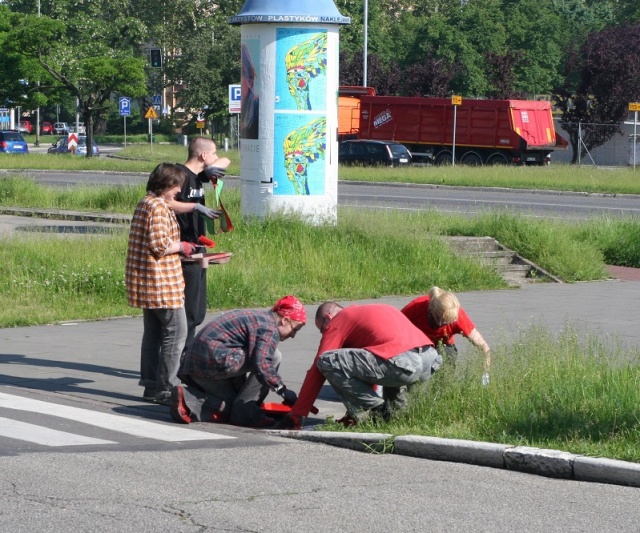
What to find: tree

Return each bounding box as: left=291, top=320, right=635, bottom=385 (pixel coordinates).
left=484, top=51, right=525, bottom=99
left=3, top=1, right=148, bottom=157
left=553, top=22, right=640, bottom=163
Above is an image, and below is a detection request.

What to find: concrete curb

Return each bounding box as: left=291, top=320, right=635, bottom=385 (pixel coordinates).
left=272, top=432, right=640, bottom=488
left=269, top=430, right=393, bottom=453
left=0, top=206, right=131, bottom=224
left=394, top=435, right=510, bottom=469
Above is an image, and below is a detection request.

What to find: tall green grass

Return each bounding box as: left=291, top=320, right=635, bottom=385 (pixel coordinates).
left=4, top=179, right=640, bottom=328
left=0, top=208, right=506, bottom=327
left=336, top=324, right=640, bottom=462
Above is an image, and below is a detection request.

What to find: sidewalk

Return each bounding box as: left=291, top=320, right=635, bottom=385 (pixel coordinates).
left=1, top=278, right=640, bottom=487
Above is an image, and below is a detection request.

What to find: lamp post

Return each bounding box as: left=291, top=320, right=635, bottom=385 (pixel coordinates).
left=363, top=0, right=368, bottom=87
left=35, top=0, right=41, bottom=147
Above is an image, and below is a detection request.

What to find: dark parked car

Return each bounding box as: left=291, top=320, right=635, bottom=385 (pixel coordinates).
left=338, top=139, right=412, bottom=167
left=0, top=130, right=29, bottom=154
left=48, top=136, right=99, bottom=156
left=41, top=122, right=54, bottom=135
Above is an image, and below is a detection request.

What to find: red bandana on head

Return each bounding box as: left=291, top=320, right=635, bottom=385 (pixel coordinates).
left=272, top=295, right=307, bottom=324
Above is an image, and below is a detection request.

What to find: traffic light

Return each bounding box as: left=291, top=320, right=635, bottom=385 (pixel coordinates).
left=150, top=48, right=162, bottom=68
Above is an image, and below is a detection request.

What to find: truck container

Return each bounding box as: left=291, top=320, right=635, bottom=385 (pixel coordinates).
left=338, top=87, right=568, bottom=165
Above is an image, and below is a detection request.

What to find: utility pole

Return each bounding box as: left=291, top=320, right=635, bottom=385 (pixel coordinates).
left=35, top=0, right=41, bottom=147
left=363, top=0, right=368, bottom=87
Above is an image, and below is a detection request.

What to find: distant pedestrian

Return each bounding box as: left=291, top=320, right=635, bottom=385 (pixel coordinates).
left=276, top=302, right=440, bottom=429
left=170, top=295, right=306, bottom=428
left=169, top=137, right=231, bottom=357
left=125, top=163, right=197, bottom=404
left=402, top=287, right=491, bottom=384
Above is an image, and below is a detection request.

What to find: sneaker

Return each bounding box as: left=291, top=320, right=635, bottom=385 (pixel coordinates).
left=142, top=387, right=157, bottom=402
left=169, top=386, right=191, bottom=424
left=154, top=392, right=171, bottom=406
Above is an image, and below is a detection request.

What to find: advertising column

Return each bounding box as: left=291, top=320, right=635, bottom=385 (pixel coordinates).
left=229, top=0, right=350, bottom=224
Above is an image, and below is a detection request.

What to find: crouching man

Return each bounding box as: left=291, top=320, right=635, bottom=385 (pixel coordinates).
left=170, top=295, right=306, bottom=428
left=276, top=301, right=441, bottom=429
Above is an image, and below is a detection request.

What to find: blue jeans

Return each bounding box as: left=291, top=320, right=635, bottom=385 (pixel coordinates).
left=182, top=349, right=282, bottom=426
left=139, top=308, right=187, bottom=398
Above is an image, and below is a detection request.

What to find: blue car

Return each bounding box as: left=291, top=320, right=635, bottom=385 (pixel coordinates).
left=48, top=136, right=99, bottom=156
left=0, top=130, right=29, bottom=154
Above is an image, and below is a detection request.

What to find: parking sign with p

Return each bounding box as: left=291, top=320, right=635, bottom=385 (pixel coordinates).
left=229, top=85, right=241, bottom=114
left=119, top=97, right=131, bottom=116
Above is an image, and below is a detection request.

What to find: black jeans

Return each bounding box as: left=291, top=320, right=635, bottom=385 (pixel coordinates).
left=181, top=261, right=207, bottom=356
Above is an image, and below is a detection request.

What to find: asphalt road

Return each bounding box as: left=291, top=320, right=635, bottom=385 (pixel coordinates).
left=3, top=169, right=640, bottom=530
left=9, top=169, right=640, bottom=220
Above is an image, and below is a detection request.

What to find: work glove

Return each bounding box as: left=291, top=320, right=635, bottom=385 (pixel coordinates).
left=198, top=235, right=216, bottom=248
left=276, top=386, right=298, bottom=407
left=482, top=372, right=490, bottom=386
left=272, top=414, right=304, bottom=430
left=180, top=241, right=197, bottom=257
left=194, top=203, right=221, bottom=219
left=204, top=165, right=226, bottom=181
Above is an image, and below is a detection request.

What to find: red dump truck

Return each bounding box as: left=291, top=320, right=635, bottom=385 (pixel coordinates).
left=338, top=86, right=568, bottom=165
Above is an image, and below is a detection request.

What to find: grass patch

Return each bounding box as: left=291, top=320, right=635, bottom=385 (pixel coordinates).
left=324, top=324, right=640, bottom=463
left=340, top=164, right=640, bottom=195
left=4, top=179, right=639, bottom=328
left=0, top=203, right=508, bottom=327
left=0, top=143, right=240, bottom=175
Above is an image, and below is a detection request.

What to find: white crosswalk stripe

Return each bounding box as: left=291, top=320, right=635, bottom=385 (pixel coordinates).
left=0, top=417, right=116, bottom=446
left=0, top=392, right=236, bottom=446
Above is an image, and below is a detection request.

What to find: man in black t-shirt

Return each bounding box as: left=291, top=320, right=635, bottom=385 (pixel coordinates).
left=169, top=137, right=231, bottom=356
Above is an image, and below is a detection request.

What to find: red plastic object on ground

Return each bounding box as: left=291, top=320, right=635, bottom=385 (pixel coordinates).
left=261, top=402, right=319, bottom=418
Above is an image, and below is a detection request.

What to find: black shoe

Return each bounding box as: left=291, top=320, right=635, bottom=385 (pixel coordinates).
left=370, top=402, right=391, bottom=422
left=142, top=387, right=157, bottom=402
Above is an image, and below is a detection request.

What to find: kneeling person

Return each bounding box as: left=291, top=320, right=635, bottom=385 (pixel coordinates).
left=279, top=301, right=441, bottom=429
left=171, top=295, right=306, bottom=427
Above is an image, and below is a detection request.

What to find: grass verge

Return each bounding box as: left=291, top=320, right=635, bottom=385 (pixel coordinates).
left=323, top=324, right=640, bottom=463
left=4, top=178, right=640, bottom=327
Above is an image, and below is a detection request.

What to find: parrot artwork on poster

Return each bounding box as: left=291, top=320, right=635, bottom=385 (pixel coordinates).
left=274, top=115, right=326, bottom=196
left=275, top=29, right=327, bottom=112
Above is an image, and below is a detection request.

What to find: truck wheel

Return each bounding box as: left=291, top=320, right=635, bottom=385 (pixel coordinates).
left=487, top=153, right=509, bottom=165
left=434, top=152, right=453, bottom=166
left=460, top=152, right=483, bottom=166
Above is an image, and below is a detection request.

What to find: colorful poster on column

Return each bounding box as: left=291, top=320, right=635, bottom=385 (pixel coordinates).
left=274, top=114, right=326, bottom=196
left=275, top=29, right=327, bottom=111
left=240, top=39, right=260, bottom=139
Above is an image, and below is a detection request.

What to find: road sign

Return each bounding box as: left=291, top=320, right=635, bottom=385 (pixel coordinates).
left=196, top=120, right=205, bottom=129
left=452, top=95, right=462, bottom=106
left=229, top=84, right=241, bottom=114
left=119, top=97, right=130, bottom=116
left=68, top=133, right=78, bottom=153
left=630, top=103, right=640, bottom=112
left=144, top=107, right=158, bottom=120
left=152, top=95, right=162, bottom=106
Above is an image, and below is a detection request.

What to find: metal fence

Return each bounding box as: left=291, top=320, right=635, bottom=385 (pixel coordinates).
left=553, top=120, right=639, bottom=167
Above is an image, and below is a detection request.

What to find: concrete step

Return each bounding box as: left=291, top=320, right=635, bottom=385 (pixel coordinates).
left=445, top=236, right=562, bottom=285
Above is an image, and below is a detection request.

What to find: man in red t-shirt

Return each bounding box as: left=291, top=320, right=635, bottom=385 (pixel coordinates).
left=401, top=287, right=491, bottom=384
left=277, top=302, right=441, bottom=429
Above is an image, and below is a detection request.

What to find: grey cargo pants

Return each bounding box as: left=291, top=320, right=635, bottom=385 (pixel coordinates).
left=317, top=345, right=441, bottom=419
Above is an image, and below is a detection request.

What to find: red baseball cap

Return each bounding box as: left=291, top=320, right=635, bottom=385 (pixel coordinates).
left=272, top=295, right=307, bottom=324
